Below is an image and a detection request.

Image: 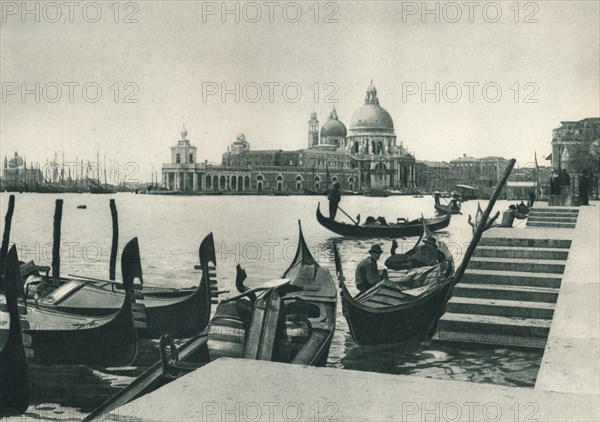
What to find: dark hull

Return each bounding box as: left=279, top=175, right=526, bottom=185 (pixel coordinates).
left=434, top=203, right=461, bottom=215
left=37, top=279, right=209, bottom=339
left=23, top=301, right=137, bottom=367
left=1, top=248, right=31, bottom=417
left=32, top=236, right=213, bottom=339
left=340, top=279, right=453, bottom=345
left=316, top=205, right=451, bottom=238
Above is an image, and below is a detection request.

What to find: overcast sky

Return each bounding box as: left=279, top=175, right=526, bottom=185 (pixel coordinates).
left=1, top=1, right=598, bottom=181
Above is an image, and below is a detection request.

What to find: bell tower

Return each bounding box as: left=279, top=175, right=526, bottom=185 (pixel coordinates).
left=308, top=111, right=319, bottom=147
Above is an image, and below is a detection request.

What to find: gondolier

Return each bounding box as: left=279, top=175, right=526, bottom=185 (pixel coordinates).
left=355, top=244, right=386, bottom=293
left=326, top=182, right=341, bottom=220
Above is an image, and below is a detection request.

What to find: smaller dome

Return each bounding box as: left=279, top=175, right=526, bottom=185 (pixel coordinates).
left=320, top=108, right=347, bottom=139
left=8, top=152, right=23, bottom=168
left=236, top=133, right=246, bottom=142
left=310, top=111, right=317, bottom=120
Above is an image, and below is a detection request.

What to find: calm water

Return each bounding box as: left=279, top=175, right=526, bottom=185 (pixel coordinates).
left=0, top=193, right=541, bottom=420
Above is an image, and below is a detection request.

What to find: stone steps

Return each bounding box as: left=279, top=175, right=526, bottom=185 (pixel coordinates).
left=469, top=257, right=566, bottom=274
left=526, top=221, right=576, bottom=229
left=446, top=296, right=555, bottom=319
left=434, top=233, right=571, bottom=349
left=527, top=215, right=578, bottom=222
left=452, top=283, right=559, bottom=303
left=479, top=237, right=571, bottom=249
left=530, top=208, right=579, bottom=214
left=473, top=246, right=569, bottom=260
left=436, top=312, right=552, bottom=341
left=462, top=269, right=562, bottom=288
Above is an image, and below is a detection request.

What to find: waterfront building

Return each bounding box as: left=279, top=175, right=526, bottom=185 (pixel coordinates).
left=551, top=118, right=600, bottom=173
left=2, top=151, right=43, bottom=189
left=415, top=160, right=451, bottom=192
left=449, top=155, right=510, bottom=189
left=162, top=82, right=418, bottom=193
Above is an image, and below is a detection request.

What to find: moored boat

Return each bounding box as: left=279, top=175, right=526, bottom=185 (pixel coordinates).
left=335, top=223, right=455, bottom=345
left=434, top=193, right=461, bottom=215
left=29, top=234, right=215, bottom=339
left=10, top=238, right=143, bottom=367
left=83, top=222, right=337, bottom=421
left=316, top=203, right=450, bottom=238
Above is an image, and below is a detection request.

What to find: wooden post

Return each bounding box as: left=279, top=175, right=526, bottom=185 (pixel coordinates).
left=453, top=159, right=516, bottom=283
left=0, top=194, right=16, bottom=277
left=52, top=199, right=63, bottom=284
left=109, top=199, right=118, bottom=281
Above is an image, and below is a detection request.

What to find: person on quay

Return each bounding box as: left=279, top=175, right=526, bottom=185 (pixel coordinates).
left=578, top=169, right=591, bottom=205
left=528, top=189, right=536, bottom=207
left=327, top=182, right=341, bottom=220
left=550, top=170, right=561, bottom=195
left=355, top=244, right=387, bottom=293
left=560, top=169, right=571, bottom=191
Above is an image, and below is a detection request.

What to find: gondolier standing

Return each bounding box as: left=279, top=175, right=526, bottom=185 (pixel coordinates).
left=355, top=244, right=387, bottom=293
left=327, top=182, right=341, bottom=220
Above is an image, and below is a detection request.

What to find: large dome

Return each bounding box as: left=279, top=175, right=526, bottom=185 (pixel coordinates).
left=320, top=108, right=347, bottom=138
left=349, top=104, right=394, bottom=130
left=349, top=82, right=394, bottom=131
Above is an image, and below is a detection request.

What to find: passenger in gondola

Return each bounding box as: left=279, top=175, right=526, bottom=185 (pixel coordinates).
left=497, top=205, right=518, bottom=228
left=326, top=182, right=341, bottom=220
left=355, top=244, right=387, bottom=293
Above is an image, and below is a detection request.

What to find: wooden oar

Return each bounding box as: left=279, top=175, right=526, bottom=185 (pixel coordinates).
left=453, top=158, right=516, bottom=283
left=336, top=205, right=358, bottom=225
left=66, top=273, right=142, bottom=290
left=426, top=158, right=516, bottom=336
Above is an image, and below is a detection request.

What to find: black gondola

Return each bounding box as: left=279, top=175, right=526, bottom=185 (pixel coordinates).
left=0, top=246, right=31, bottom=417
left=434, top=193, right=462, bottom=215
left=316, top=203, right=450, bottom=238
left=83, top=222, right=337, bottom=421
left=335, top=222, right=455, bottom=345
left=30, top=235, right=215, bottom=339
left=12, top=238, right=143, bottom=367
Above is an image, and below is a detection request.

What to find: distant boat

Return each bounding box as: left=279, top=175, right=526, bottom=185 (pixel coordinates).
left=77, top=205, right=87, bottom=209
left=364, top=190, right=391, bottom=197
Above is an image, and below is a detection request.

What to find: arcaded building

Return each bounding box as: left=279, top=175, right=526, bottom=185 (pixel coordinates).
left=162, top=82, right=417, bottom=193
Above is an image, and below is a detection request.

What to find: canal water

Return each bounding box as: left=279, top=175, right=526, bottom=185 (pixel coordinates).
left=0, top=193, right=542, bottom=420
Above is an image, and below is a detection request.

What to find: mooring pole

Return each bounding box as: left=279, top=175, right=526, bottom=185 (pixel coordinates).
left=52, top=199, right=63, bottom=284
left=109, top=199, right=119, bottom=281
left=0, top=194, right=16, bottom=279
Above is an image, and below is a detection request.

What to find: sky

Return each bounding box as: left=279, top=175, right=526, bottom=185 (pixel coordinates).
left=1, top=0, right=599, bottom=182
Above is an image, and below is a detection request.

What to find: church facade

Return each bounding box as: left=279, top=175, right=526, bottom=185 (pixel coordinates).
left=162, top=82, right=417, bottom=193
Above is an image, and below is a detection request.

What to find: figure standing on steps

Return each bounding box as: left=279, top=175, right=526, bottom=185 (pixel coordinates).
left=579, top=169, right=591, bottom=205
left=326, top=182, right=341, bottom=220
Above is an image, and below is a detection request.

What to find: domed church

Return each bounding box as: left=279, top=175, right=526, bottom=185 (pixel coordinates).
left=163, top=82, right=417, bottom=193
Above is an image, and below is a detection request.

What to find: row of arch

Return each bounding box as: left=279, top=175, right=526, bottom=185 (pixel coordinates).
left=204, top=173, right=355, bottom=192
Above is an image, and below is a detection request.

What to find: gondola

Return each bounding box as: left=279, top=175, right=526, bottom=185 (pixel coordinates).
left=467, top=202, right=499, bottom=234
left=29, top=235, right=215, bottom=339
left=316, top=203, right=450, bottom=238
left=335, top=222, right=455, bottom=345
left=434, top=193, right=461, bottom=215
left=0, top=246, right=31, bottom=417
left=11, top=238, right=143, bottom=367
left=83, top=222, right=337, bottom=421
